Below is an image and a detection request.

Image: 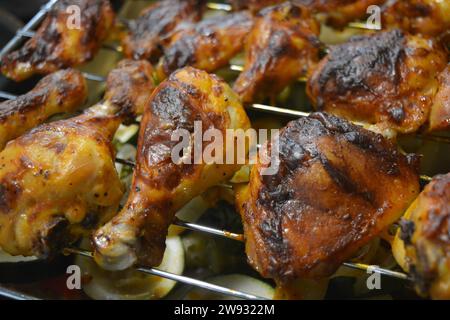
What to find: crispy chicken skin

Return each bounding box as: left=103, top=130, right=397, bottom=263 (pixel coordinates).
left=392, top=173, right=450, bottom=300
left=93, top=67, right=251, bottom=271
left=429, top=66, right=450, bottom=133
left=156, top=11, right=254, bottom=80
left=233, top=2, right=320, bottom=104
left=303, top=0, right=386, bottom=28
left=307, top=30, right=448, bottom=135
left=382, top=0, right=450, bottom=38
left=227, top=0, right=285, bottom=12
left=236, top=112, right=420, bottom=280
left=1, top=0, right=115, bottom=82
left=0, top=60, right=155, bottom=258
left=0, top=69, right=87, bottom=151
left=228, top=0, right=385, bottom=28
left=122, top=0, right=206, bottom=62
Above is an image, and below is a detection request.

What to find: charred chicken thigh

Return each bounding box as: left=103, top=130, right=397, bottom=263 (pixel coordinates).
left=307, top=29, right=448, bottom=135
left=1, top=0, right=115, bottom=82
left=93, top=67, right=251, bottom=271
left=0, top=60, right=155, bottom=258
left=0, top=69, right=87, bottom=150
left=122, top=0, right=206, bottom=62
left=236, top=112, right=420, bottom=281
left=233, top=2, right=320, bottom=104
left=393, top=173, right=450, bottom=300
left=156, top=11, right=254, bottom=80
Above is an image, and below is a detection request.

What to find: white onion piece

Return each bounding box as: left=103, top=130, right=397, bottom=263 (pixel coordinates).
left=76, top=236, right=184, bottom=300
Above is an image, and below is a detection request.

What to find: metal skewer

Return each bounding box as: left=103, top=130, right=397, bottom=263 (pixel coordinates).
left=64, top=247, right=268, bottom=300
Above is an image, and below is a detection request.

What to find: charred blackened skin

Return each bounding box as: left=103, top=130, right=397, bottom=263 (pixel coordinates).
left=316, top=29, right=405, bottom=108
left=124, top=0, right=206, bottom=62
left=37, top=216, right=70, bottom=259
left=159, top=11, right=253, bottom=77
left=399, top=218, right=415, bottom=245
left=1, top=0, right=114, bottom=81
left=243, top=111, right=419, bottom=279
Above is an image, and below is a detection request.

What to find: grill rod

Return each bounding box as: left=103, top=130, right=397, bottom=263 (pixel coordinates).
left=0, top=88, right=447, bottom=146
left=64, top=247, right=268, bottom=300
left=172, top=219, right=411, bottom=281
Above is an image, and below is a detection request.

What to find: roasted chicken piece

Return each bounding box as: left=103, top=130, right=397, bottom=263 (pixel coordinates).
left=228, top=0, right=385, bottom=28
left=122, top=0, right=206, bottom=62
left=227, top=0, right=285, bottom=12
left=156, top=11, right=254, bottom=80
left=1, top=0, right=115, bottom=82
left=0, top=69, right=87, bottom=150
left=429, top=66, right=450, bottom=133
left=233, top=2, right=320, bottom=104
left=0, top=60, right=155, bottom=257
left=93, top=67, right=251, bottom=271
left=392, top=173, right=450, bottom=300
left=303, top=0, right=386, bottom=28
left=382, top=0, right=450, bottom=38
left=236, top=112, right=420, bottom=280
left=307, top=29, right=448, bottom=135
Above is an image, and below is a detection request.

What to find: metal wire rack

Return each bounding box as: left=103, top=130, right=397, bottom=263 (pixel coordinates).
left=0, top=0, right=441, bottom=300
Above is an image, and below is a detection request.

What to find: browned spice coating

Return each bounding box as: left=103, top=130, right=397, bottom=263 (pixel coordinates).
left=122, top=0, right=206, bottom=62
left=233, top=2, right=320, bottom=104
left=0, top=60, right=155, bottom=258
left=0, top=69, right=87, bottom=150
left=1, top=0, right=115, bottom=82
left=307, top=29, right=448, bottom=134
left=236, top=112, right=420, bottom=280
left=93, top=67, right=251, bottom=271
left=157, top=11, right=254, bottom=80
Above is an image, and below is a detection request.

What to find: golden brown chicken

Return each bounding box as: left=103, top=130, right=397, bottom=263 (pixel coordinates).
left=156, top=11, right=254, bottom=80
left=233, top=2, right=320, bottom=104
left=304, top=0, right=386, bottom=28
left=307, top=29, right=448, bottom=135
left=0, top=59, right=155, bottom=258
left=429, top=66, right=450, bottom=133
left=236, top=112, right=420, bottom=281
left=392, top=173, right=450, bottom=300
left=93, top=67, right=251, bottom=271
left=122, top=0, right=206, bottom=62
left=227, top=0, right=285, bottom=12
left=382, top=0, right=450, bottom=38
left=1, top=0, right=115, bottom=82
left=0, top=69, right=87, bottom=150
left=228, top=0, right=386, bottom=28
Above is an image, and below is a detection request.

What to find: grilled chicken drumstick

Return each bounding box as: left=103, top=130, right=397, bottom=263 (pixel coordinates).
left=393, top=173, right=450, bottom=300
left=233, top=2, right=320, bottom=104
left=307, top=29, right=448, bottom=135
left=1, top=0, right=115, bottom=82
left=122, top=0, right=206, bottom=62
left=236, top=112, right=420, bottom=281
left=0, top=60, right=155, bottom=258
left=156, top=11, right=254, bottom=80
left=93, top=67, right=251, bottom=271
left=0, top=69, right=87, bottom=150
